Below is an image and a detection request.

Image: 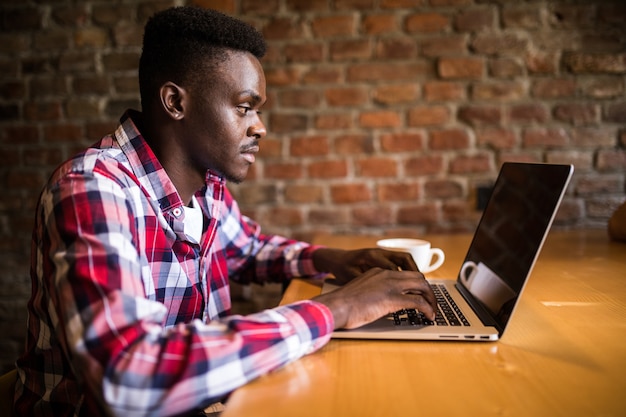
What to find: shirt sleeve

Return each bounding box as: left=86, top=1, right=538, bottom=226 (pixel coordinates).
left=218, top=187, right=326, bottom=285
left=39, top=172, right=334, bottom=417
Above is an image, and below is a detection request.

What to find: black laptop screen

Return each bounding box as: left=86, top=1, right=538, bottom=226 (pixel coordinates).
left=457, top=162, right=573, bottom=330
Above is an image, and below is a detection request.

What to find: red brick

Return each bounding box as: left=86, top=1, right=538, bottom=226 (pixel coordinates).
left=285, top=0, right=329, bottom=12
left=302, top=67, right=342, bottom=84
left=375, top=38, right=417, bottom=60
left=23, top=102, right=63, bottom=121
left=309, top=208, right=349, bottom=225
left=454, top=7, right=496, bottom=32
left=605, top=102, right=626, bottom=123
left=377, top=182, right=420, bottom=201
left=471, top=31, right=529, bottom=56
left=524, top=50, right=559, bottom=75
left=438, top=57, right=484, bottom=79
left=471, top=81, right=525, bottom=101
left=284, top=185, right=324, bottom=203
left=419, top=35, right=466, bottom=57
left=423, top=81, right=466, bottom=101
left=408, top=105, right=451, bottom=126
left=546, top=151, right=594, bottom=173
left=6, top=169, right=45, bottom=190
left=476, top=128, right=518, bottom=150
left=325, top=86, right=369, bottom=107
left=359, top=110, right=401, bottom=128
left=424, top=179, right=464, bottom=199
left=381, top=0, right=425, bottom=8
left=357, top=157, right=398, bottom=177
left=330, top=183, right=372, bottom=204
left=405, top=13, right=449, bottom=33
left=311, top=15, right=355, bottom=38
left=269, top=113, right=308, bottom=133
left=490, top=58, right=525, bottom=78
left=23, top=148, right=63, bottom=167
left=362, top=14, right=397, bottom=35
left=531, top=79, right=576, bottom=98
left=102, top=52, right=139, bottom=71
left=284, top=43, right=324, bottom=63
left=380, top=132, right=425, bottom=153
left=289, top=135, right=329, bottom=157
left=264, top=18, right=306, bottom=40
left=502, top=6, right=543, bottom=29
left=1, top=125, right=39, bottom=144
left=579, top=76, right=624, bottom=99
left=254, top=137, right=280, bottom=159
left=398, top=203, right=439, bottom=225
left=509, top=104, right=549, bottom=124
left=522, top=128, right=569, bottom=148
left=576, top=174, right=624, bottom=195
left=563, top=52, right=626, bottom=74
left=449, top=154, right=492, bottom=174
left=307, top=160, right=349, bottom=178
left=315, top=113, right=353, bottom=130
left=458, top=105, right=502, bottom=126
left=264, top=162, right=303, bottom=179
left=352, top=206, right=393, bottom=226
left=242, top=0, right=280, bottom=14
left=43, top=123, right=83, bottom=142
left=66, top=98, right=100, bottom=119
left=596, top=149, right=626, bottom=172
left=264, top=67, right=302, bottom=87
left=74, top=28, right=108, bottom=48
left=266, top=207, right=304, bottom=227
left=373, top=83, right=419, bottom=105
left=335, top=134, right=375, bottom=154
left=569, top=127, right=616, bottom=149
left=278, top=89, right=321, bottom=109
left=348, top=62, right=432, bottom=82
left=405, top=155, right=445, bottom=176
left=429, top=129, right=471, bottom=150
left=330, top=39, right=372, bottom=61
left=553, top=103, right=599, bottom=126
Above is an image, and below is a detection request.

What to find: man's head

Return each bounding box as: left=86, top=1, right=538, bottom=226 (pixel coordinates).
left=139, top=6, right=266, bottom=108
left=137, top=7, right=268, bottom=185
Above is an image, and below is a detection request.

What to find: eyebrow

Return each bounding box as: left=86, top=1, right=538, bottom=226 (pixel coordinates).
left=240, top=90, right=264, bottom=105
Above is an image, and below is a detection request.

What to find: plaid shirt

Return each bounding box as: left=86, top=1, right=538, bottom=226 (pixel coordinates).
left=15, top=110, right=333, bottom=417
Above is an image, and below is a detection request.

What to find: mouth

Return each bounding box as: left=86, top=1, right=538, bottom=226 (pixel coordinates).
left=241, top=144, right=259, bottom=164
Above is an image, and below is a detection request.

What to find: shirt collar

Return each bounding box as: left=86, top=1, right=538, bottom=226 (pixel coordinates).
left=113, top=110, right=227, bottom=214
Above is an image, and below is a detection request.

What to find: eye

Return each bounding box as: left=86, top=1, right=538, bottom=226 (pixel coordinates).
left=236, top=105, right=262, bottom=116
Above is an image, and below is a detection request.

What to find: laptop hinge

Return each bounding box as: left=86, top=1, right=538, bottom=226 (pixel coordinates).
left=455, top=282, right=504, bottom=335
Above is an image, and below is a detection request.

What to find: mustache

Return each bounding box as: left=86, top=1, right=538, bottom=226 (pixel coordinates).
left=240, top=140, right=259, bottom=152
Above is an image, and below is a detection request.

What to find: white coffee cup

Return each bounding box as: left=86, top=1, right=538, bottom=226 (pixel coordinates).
left=376, top=238, right=445, bottom=273
left=460, top=261, right=516, bottom=314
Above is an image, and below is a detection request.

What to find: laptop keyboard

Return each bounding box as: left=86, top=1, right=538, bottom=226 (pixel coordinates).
left=391, top=284, right=470, bottom=327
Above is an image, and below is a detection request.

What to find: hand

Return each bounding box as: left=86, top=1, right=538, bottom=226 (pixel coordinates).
left=312, top=267, right=436, bottom=330
left=312, top=247, right=419, bottom=285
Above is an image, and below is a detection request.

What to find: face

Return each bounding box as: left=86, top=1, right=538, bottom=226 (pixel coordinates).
left=180, top=51, right=267, bottom=183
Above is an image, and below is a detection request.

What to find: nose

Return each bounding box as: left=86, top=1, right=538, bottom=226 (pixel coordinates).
left=248, top=116, right=267, bottom=139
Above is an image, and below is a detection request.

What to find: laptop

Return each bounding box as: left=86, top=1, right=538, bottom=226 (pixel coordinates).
left=323, top=162, right=574, bottom=341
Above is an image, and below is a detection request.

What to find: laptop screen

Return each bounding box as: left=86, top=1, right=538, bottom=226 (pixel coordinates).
left=457, top=162, right=573, bottom=332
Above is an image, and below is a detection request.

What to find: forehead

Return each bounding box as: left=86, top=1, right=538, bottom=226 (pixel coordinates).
left=211, top=51, right=266, bottom=95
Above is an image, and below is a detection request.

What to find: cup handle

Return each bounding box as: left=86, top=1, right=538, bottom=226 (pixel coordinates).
left=460, top=261, right=477, bottom=285
left=421, top=248, right=445, bottom=273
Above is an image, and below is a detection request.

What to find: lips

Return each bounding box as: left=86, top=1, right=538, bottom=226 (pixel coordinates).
left=241, top=145, right=259, bottom=164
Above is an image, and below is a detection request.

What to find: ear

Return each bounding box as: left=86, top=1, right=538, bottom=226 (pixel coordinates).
left=159, top=81, right=186, bottom=120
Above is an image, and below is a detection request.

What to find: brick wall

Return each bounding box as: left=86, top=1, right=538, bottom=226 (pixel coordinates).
left=1, top=0, right=625, bottom=372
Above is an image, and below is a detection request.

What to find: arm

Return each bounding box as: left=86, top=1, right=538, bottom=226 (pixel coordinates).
left=39, top=173, right=333, bottom=416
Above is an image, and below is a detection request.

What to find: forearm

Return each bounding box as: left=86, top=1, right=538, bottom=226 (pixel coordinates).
left=80, top=300, right=333, bottom=416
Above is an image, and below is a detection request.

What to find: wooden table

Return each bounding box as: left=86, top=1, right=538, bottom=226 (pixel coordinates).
left=221, top=229, right=626, bottom=417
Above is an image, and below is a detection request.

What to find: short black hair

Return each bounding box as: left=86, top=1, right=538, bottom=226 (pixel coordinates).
left=138, top=6, right=266, bottom=108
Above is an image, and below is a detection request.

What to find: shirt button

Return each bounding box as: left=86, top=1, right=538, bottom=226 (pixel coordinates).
left=172, top=208, right=182, bottom=217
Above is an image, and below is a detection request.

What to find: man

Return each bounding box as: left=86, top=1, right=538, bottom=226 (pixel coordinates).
left=15, top=7, right=436, bottom=417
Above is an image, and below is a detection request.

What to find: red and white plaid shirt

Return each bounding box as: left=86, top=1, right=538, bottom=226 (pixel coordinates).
left=15, top=110, right=333, bottom=417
